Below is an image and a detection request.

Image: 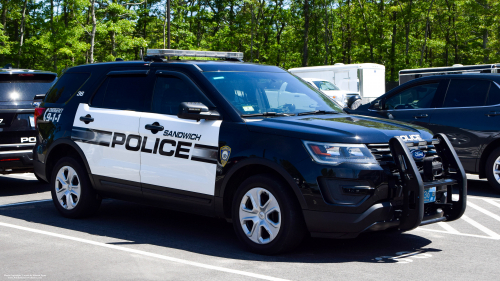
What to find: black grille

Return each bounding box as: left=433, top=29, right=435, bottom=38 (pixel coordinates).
left=367, top=139, right=440, bottom=167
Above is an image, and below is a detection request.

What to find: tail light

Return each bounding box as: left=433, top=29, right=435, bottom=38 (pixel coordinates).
left=34, top=107, right=46, bottom=129
left=0, top=158, right=21, bottom=162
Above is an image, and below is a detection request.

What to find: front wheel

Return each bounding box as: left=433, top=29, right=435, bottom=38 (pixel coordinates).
left=232, top=174, right=306, bottom=255
left=50, top=157, right=101, bottom=218
left=486, top=147, right=500, bottom=193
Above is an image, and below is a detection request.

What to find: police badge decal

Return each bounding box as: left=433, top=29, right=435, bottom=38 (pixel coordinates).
left=220, top=146, right=231, bottom=167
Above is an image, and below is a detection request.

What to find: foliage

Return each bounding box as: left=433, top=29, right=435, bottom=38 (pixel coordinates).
left=0, top=0, right=498, bottom=81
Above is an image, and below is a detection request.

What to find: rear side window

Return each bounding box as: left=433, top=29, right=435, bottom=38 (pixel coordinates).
left=151, top=76, right=212, bottom=115
left=91, top=76, right=152, bottom=112
left=486, top=82, right=500, bottom=106
left=0, top=74, right=56, bottom=102
left=443, top=79, right=490, bottom=108
left=45, top=73, right=90, bottom=103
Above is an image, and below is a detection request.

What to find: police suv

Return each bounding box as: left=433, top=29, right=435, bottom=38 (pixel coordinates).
left=34, top=50, right=466, bottom=254
left=0, top=66, right=56, bottom=177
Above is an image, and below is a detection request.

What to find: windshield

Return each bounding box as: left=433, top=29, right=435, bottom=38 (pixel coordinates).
left=0, top=74, right=56, bottom=102
left=313, top=80, right=340, bottom=91
left=204, top=72, right=343, bottom=116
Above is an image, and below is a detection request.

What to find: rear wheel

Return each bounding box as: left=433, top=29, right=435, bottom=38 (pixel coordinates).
left=485, top=147, right=500, bottom=193
left=50, top=157, right=101, bottom=218
left=232, top=174, right=305, bottom=255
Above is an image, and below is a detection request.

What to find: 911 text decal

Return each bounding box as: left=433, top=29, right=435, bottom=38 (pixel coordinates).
left=44, top=108, right=64, bottom=123
left=72, top=127, right=217, bottom=164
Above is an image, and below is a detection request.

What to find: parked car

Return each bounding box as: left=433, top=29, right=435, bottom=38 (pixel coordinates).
left=34, top=49, right=465, bottom=254
left=347, top=74, right=500, bottom=192
left=0, top=65, right=57, bottom=178
left=300, top=77, right=361, bottom=108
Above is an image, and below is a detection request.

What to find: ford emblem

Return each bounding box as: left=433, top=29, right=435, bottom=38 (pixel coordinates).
left=411, top=150, right=425, bottom=160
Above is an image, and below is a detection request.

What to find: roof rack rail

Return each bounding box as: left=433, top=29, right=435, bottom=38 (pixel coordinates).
left=146, top=49, right=244, bottom=62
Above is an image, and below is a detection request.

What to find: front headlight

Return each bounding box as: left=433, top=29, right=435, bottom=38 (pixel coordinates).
left=303, top=141, right=378, bottom=165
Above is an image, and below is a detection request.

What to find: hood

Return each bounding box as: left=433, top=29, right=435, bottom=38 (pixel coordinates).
left=245, top=114, right=434, bottom=143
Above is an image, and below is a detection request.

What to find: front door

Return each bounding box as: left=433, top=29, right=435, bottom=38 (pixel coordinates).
left=375, top=81, right=443, bottom=127
left=139, top=71, right=221, bottom=206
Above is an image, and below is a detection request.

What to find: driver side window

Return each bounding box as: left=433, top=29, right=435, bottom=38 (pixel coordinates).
left=384, top=83, right=439, bottom=110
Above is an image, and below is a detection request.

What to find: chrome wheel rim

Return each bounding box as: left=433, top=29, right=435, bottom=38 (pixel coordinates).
left=55, top=166, right=81, bottom=210
left=494, top=156, right=500, bottom=184
left=239, top=187, right=281, bottom=244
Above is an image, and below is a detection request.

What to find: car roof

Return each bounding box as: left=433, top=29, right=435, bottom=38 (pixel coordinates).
left=409, top=74, right=500, bottom=83
left=68, top=60, right=287, bottom=73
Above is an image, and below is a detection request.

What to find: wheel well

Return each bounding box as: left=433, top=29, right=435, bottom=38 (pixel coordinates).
left=45, top=144, right=82, bottom=181
left=479, top=139, right=500, bottom=178
left=222, top=164, right=298, bottom=219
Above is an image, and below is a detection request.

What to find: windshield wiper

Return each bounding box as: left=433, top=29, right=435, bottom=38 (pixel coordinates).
left=297, top=110, right=339, bottom=116
left=241, top=112, right=295, bottom=117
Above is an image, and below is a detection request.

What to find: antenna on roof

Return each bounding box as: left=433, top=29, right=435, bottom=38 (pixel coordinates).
left=139, top=49, right=143, bottom=60
left=115, top=58, right=124, bottom=61
left=4, top=64, right=13, bottom=69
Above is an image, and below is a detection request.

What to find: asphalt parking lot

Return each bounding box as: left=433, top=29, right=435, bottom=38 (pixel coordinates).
left=1, top=174, right=499, bottom=281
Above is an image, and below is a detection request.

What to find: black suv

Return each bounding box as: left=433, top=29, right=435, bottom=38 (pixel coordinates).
left=34, top=51, right=466, bottom=254
left=0, top=66, right=56, bottom=177
left=348, top=75, right=500, bottom=192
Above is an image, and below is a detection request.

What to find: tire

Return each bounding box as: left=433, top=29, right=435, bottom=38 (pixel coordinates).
left=486, top=147, right=500, bottom=193
left=50, top=157, right=101, bottom=218
left=232, top=174, right=306, bottom=255
left=34, top=173, right=47, bottom=183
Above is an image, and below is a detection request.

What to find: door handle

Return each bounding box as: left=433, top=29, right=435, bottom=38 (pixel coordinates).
left=486, top=111, right=500, bottom=117
left=145, top=122, right=164, bottom=134
left=414, top=114, right=428, bottom=119
left=80, top=114, right=94, bottom=124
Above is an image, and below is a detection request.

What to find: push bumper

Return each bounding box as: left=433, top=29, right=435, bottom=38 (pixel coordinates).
left=305, top=133, right=467, bottom=238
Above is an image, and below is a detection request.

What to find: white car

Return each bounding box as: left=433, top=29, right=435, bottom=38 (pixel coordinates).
left=301, top=78, right=361, bottom=108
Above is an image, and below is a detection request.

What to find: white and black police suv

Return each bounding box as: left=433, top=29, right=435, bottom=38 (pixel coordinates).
left=34, top=50, right=466, bottom=254
left=0, top=65, right=56, bottom=177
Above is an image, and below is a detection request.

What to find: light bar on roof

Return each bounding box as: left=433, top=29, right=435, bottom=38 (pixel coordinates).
left=147, top=49, right=243, bottom=60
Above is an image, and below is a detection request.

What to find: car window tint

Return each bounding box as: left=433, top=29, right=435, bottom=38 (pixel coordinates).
left=486, top=82, right=500, bottom=106
left=384, top=83, right=439, bottom=110
left=91, top=76, right=151, bottom=111
left=45, top=73, right=89, bottom=103
left=151, top=76, right=212, bottom=115
left=443, top=79, right=490, bottom=108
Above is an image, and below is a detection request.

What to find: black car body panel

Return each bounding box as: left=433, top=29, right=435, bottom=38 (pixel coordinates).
left=34, top=60, right=466, bottom=239
left=0, top=69, right=57, bottom=174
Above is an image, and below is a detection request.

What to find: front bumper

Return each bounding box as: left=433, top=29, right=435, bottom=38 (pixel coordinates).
left=304, top=134, right=467, bottom=238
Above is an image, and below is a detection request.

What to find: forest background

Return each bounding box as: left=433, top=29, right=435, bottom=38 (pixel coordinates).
left=0, top=0, right=498, bottom=82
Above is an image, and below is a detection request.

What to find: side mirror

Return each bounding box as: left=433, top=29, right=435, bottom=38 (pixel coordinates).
left=373, top=100, right=384, bottom=110
left=178, top=102, right=221, bottom=121
left=346, top=95, right=362, bottom=110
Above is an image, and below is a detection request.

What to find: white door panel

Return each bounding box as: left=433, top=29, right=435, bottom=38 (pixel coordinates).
left=72, top=103, right=141, bottom=182
left=139, top=112, right=221, bottom=195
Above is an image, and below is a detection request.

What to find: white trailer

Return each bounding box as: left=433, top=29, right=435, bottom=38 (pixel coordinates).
left=289, top=63, right=385, bottom=104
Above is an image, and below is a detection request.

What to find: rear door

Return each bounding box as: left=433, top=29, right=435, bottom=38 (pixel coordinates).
left=72, top=69, right=153, bottom=195
left=138, top=70, right=221, bottom=208
left=427, top=78, right=500, bottom=173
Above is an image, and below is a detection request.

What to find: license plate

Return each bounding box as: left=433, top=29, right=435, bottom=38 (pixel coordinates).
left=424, top=186, right=436, bottom=203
